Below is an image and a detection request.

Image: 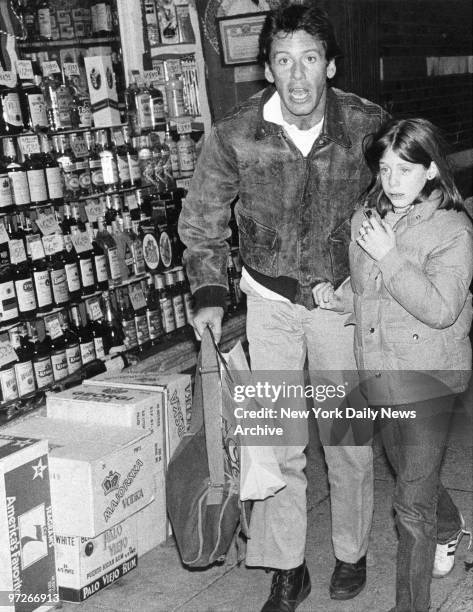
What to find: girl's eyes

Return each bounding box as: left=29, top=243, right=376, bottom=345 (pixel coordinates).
left=379, top=167, right=411, bottom=175
left=379, top=167, right=389, bottom=175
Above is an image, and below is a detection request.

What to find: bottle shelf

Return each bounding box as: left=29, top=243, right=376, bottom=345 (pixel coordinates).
left=0, top=124, right=129, bottom=140
left=18, top=36, right=120, bottom=50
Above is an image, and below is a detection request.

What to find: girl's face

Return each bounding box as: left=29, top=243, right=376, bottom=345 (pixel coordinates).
left=379, top=148, right=435, bottom=212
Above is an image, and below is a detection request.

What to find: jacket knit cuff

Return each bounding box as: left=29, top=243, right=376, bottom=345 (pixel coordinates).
left=193, top=286, right=228, bottom=312
left=378, top=246, right=405, bottom=281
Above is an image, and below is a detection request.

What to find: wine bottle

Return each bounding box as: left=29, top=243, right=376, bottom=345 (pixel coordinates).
left=44, top=313, right=68, bottom=382
left=58, top=309, right=82, bottom=375
left=155, top=273, right=175, bottom=334
left=70, top=303, right=96, bottom=365
left=9, top=323, right=36, bottom=398
left=27, top=320, right=54, bottom=390
left=3, top=138, right=30, bottom=209
left=101, top=290, right=124, bottom=354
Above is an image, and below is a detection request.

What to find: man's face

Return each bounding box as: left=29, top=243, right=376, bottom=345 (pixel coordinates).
left=265, top=30, right=336, bottom=130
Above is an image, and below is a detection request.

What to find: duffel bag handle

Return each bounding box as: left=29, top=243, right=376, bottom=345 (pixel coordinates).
left=200, top=326, right=225, bottom=505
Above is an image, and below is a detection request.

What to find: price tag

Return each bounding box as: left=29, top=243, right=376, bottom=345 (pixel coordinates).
left=35, top=213, right=61, bottom=236
left=70, top=136, right=88, bottom=159
left=144, top=69, right=163, bottom=84
left=71, top=231, right=92, bottom=253
left=27, top=234, right=46, bottom=260
left=41, top=61, right=61, bottom=77
left=9, top=239, right=27, bottom=264
left=128, top=282, right=147, bottom=311
left=175, top=119, right=193, bottom=134
left=16, top=60, right=34, bottom=80
left=112, top=128, right=125, bottom=147
left=151, top=60, right=165, bottom=81
left=131, top=69, right=144, bottom=87
left=85, top=199, right=105, bottom=223
left=124, top=191, right=138, bottom=210
left=44, top=314, right=63, bottom=340
left=165, top=59, right=182, bottom=79
left=86, top=297, right=103, bottom=321
left=42, top=234, right=63, bottom=256
left=63, top=62, right=80, bottom=77
left=176, top=177, right=192, bottom=191
left=0, top=341, right=18, bottom=368
left=0, top=71, right=17, bottom=87
left=18, top=135, right=41, bottom=156
left=0, top=224, right=9, bottom=245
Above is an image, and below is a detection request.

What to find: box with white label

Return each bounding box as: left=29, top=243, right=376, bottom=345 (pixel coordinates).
left=84, top=372, right=192, bottom=463
left=55, top=514, right=138, bottom=602
left=0, top=434, right=57, bottom=612
left=84, top=55, right=120, bottom=127
left=5, top=418, right=154, bottom=538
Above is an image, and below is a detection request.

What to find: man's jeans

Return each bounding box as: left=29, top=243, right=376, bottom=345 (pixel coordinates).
left=380, top=395, right=462, bottom=612
left=241, top=277, right=373, bottom=569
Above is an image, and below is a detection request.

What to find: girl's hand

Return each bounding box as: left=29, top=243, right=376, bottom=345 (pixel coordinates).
left=356, top=216, right=396, bottom=261
left=312, top=282, right=344, bottom=312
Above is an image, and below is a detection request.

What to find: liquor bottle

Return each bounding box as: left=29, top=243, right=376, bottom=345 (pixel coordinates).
left=145, top=274, right=164, bottom=344
left=176, top=267, right=194, bottom=324
left=113, top=218, right=134, bottom=280
left=101, top=290, right=124, bottom=354
left=0, top=156, right=14, bottom=215
left=95, top=217, right=122, bottom=285
left=129, top=282, right=150, bottom=351
left=132, top=74, right=153, bottom=135
left=53, top=134, right=80, bottom=200
left=37, top=0, right=53, bottom=40
left=177, top=133, right=195, bottom=177
left=97, top=129, right=119, bottom=192
left=0, top=72, right=25, bottom=135
left=3, top=138, right=30, bottom=209
left=22, top=147, right=49, bottom=207
left=11, top=233, right=37, bottom=320
left=19, top=63, right=49, bottom=132
left=116, top=287, right=138, bottom=350
left=164, top=122, right=180, bottom=176
left=46, top=244, right=70, bottom=308
left=58, top=309, right=82, bottom=374
left=70, top=304, right=96, bottom=365
left=141, top=223, right=160, bottom=273
left=149, top=80, right=166, bottom=130
left=0, top=336, right=19, bottom=403
left=86, top=130, right=105, bottom=194
left=112, top=128, right=132, bottom=189
left=123, top=212, right=146, bottom=276
left=9, top=324, right=36, bottom=398
left=27, top=320, right=54, bottom=390
left=85, top=298, right=106, bottom=360
left=44, top=314, right=68, bottom=382
left=86, top=223, right=109, bottom=291
left=155, top=273, right=175, bottom=333
left=60, top=203, right=77, bottom=237
left=58, top=233, right=81, bottom=302
left=41, top=70, right=73, bottom=131
left=69, top=132, right=92, bottom=196
left=104, top=195, right=117, bottom=227
left=165, top=75, right=186, bottom=119
left=39, top=134, right=64, bottom=206
left=20, top=0, right=38, bottom=42
left=164, top=270, right=186, bottom=329
left=26, top=234, right=53, bottom=314
left=71, top=202, right=86, bottom=231
left=149, top=132, right=166, bottom=193
left=124, top=125, right=142, bottom=187
left=91, top=0, right=113, bottom=36
left=135, top=135, right=154, bottom=187
left=67, top=74, right=92, bottom=129
left=70, top=226, right=95, bottom=297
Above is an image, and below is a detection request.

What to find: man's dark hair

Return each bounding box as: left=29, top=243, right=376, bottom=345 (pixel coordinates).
left=258, top=1, right=342, bottom=65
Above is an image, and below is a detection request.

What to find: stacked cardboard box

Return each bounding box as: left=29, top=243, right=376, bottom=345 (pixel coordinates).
left=5, top=418, right=154, bottom=602
left=0, top=434, right=57, bottom=611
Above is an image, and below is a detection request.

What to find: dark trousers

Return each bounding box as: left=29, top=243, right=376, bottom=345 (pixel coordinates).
left=380, top=395, right=462, bottom=612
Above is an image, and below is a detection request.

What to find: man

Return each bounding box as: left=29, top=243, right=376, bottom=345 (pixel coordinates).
left=178, top=3, right=387, bottom=611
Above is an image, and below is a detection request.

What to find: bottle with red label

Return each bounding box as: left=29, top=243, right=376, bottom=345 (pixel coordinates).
left=9, top=324, right=36, bottom=398
left=44, top=313, right=69, bottom=382
left=70, top=303, right=96, bottom=365
left=3, top=138, right=30, bottom=209
left=0, top=72, right=25, bottom=135
left=27, top=320, right=54, bottom=390
left=58, top=309, right=82, bottom=375
left=39, top=134, right=64, bottom=206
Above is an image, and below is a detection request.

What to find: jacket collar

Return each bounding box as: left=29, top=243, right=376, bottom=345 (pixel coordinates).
left=255, top=85, right=352, bottom=149
left=406, top=190, right=443, bottom=226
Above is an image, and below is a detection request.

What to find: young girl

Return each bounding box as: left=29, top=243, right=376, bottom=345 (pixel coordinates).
left=314, top=117, right=473, bottom=612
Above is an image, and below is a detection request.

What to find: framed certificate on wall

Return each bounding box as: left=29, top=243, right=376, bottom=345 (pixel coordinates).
left=216, top=12, right=269, bottom=66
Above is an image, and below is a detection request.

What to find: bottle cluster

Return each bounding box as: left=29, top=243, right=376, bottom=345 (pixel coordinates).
left=19, top=0, right=118, bottom=42
left=0, top=267, right=194, bottom=403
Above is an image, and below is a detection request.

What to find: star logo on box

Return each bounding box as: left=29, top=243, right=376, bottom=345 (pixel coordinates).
left=12, top=438, right=35, bottom=448
left=32, top=458, right=48, bottom=480
left=102, top=470, right=120, bottom=495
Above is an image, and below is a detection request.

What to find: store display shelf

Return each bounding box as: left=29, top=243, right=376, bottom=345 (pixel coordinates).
left=150, top=43, right=196, bottom=57
left=0, top=124, right=128, bottom=140
left=18, top=36, right=120, bottom=50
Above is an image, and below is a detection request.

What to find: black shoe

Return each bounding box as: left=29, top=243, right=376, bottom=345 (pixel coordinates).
left=261, top=561, right=311, bottom=612
left=329, top=555, right=366, bottom=600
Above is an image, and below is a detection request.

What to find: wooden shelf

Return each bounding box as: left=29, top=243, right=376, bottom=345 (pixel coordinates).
left=18, top=36, right=120, bottom=49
